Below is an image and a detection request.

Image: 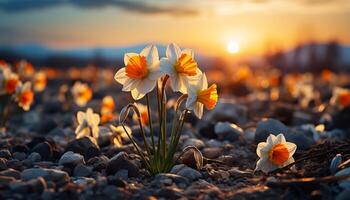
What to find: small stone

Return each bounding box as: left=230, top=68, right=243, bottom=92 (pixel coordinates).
left=171, top=164, right=202, bottom=181
left=27, top=152, right=41, bottom=162
left=254, top=118, right=288, bottom=144
left=87, top=155, right=109, bottom=171
left=11, top=177, right=47, bottom=193
left=107, top=175, right=127, bottom=187
left=0, top=149, right=11, bottom=159
left=58, top=151, right=84, bottom=167
left=182, top=138, right=205, bottom=149
left=198, top=122, right=216, bottom=139
left=214, top=122, right=242, bottom=141
left=0, top=168, right=21, bottom=179
left=66, top=137, right=100, bottom=160
left=202, top=147, right=223, bottom=159
left=21, top=168, right=69, bottom=186
left=13, top=152, right=27, bottom=161
left=0, top=175, right=16, bottom=186
left=153, top=173, right=189, bottom=187
left=31, top=142, right=53, bottom=161
left=206, top=139, right=222, bottom=148
left=115, top=169, right=128, bottom=179
left=73, top=164, right=92, bottom=177
left=73, top=177, right=96, bottom=186
left=106, top=152, right=139, bottom=177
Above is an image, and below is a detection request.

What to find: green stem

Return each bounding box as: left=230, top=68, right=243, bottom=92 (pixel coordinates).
left=146, top=93, right=155, bottom=152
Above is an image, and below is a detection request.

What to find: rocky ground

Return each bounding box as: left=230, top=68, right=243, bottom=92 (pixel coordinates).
left=1, top=73, right=350, bottom=200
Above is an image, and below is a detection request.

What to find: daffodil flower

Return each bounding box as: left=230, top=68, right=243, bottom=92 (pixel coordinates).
left=101, top=96, right=115, bottom=123
left=255, top=134, right=297, bottom=173
left=16, top=60, right=34, bottom=78
left=75, top=108, right=100, bottom=139
left=14, top=82, right=34, bottom=111
left=114, top=45, right=163, bottom=100
left=330, top=87, right=350, bottom=109
left=160, top=43, right=202, bottom=93
left=33, top=71, right=47, bottom=92
left=0, top=68, right=20, bottom=95
left=185, top=73, right=218, bottom=119
left=71, top=81, right=93, bottom=107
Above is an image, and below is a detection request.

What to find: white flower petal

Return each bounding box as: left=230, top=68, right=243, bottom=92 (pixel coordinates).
left=275, top=133, right=286, bottom=144
left=182, top=48, right=194, bottom=58
left=160, top=58, right=175, bottom=76
left=114, top=68, right=128, bottom=85
left=193, top=102, right=203, bottom=119
left=166, top=43, right=181, bottom=63
left=256, top=142, right=268, bottom=158
left=77, top=111, right=85, bottom=124
left=142, top=45, right=159, bottom=68
left=267, top=134, right=277, bottom=144
left=148, top=68, right=164, bottom=80
left=256, top=158, right=278, bottom=173
left=124, top=53, right=139, bottom=66
left=122, top=79, right=140, bottom=91
left=131, top=88, right=146, bottom=100
left=285, top=142, right=297, bottom=158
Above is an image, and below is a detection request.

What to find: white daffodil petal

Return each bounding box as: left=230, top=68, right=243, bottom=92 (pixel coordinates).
left=199, top=73, right=208, bottom=90
left=131, top=88, right=146, bottom=100
left=137, top=79, right=156, bottom=95
left=148, top=69, right=164, bottom=81
left=194, top=102, right=204, bottom=119
left=77, top=112, right=85, bottom=124
left=124, top=53, right=139, bottom=66
left=115, top=68, right=128, bottom=85
left=122, top=79, right=140, bottom=91
left=276, top=133, right=286, bottom=144
left=285, top=142, right=297, bottom=158
left=166, top=43, right=181, bottom=63
left=282, top=157, right=295, bottom=167
left=267, top=134, right=277, bottom=144
left=182, top=49, right=194, bottom=58
left=160, top=58, right=175, bottom=76
left=257, top=158, right=278, bottom=173
left=256, top=142, right=267, bottom=158
left=92, top=113, right=100, bottom=126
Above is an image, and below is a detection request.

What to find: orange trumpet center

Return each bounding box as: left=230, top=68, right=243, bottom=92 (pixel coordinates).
left=174, top=54, right=197, bottom=76
left=125, top=55, right=148, bottom=79
left=140, top=111, right=149, bottom=125
left=78, top=88, right=92, bottom=101
left=20, top=91, right=34, bottom=106
left=197, top=84, right=218, bottom=110
left=268, top=144, right=289, bottom=165
left=4, top=79, right=19, bottom=94
left=339, top=91, right=350, bottom=108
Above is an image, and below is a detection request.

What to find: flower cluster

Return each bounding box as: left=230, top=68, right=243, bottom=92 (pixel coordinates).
left=114, top=44, right=218, bottom=174
left=0, top=60, right=46, bottom=112
left=115, top=43, right=218, bottom=118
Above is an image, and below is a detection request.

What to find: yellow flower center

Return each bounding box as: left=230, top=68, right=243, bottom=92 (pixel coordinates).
left=4, top=78, right=19, bottom=94
left=197, top=84, right=218, bottom=110
left=20, top=90, right=34, bottom=106
left=174, top=54, right=197, bottom=76
left=268, top=143, right=289, bottom=165
left=339, top=91, right=350, bottom=107
left=125, top=55, right=148, bottom=79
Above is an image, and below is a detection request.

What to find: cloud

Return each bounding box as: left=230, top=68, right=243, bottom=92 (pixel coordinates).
left=0, top=0, right=198, bottom=16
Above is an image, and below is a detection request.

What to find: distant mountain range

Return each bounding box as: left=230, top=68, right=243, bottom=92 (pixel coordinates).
left=0, top=43, right=349, bottom=69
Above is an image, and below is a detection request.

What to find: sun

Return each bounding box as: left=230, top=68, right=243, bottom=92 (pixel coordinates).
left=227, top=40, right=240, bottom=54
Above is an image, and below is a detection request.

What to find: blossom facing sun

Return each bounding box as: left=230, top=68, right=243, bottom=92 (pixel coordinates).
left=33, top=71, right=47, bottom=92
left=186, top=73, right=218, bottom=119
left=71, top=81, right=93, bottom=107
left=115, top=45, right=163, bottom=100
left=75, top=108, right=100, bottom=139
left=15, top=82, right=34, bottom=111
left=255, top=134, right=297, bottom=173
left=0, top=68, right=20, bottom=95
left=160, top=43, right=202, bottom=94
left=330, top=87, right=350, bottom=109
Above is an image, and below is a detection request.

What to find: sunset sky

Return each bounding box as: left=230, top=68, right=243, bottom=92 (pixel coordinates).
left=0, top=0, right=349, bottom=57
